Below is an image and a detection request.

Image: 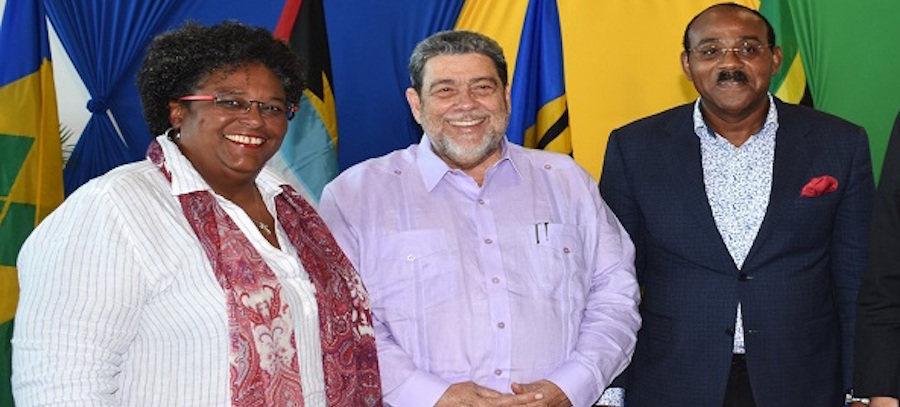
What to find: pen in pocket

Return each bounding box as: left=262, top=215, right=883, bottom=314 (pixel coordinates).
left=534, top=222, right=549, bottom=243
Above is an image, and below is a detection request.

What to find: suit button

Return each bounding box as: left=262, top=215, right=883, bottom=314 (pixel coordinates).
left=738, top=273, right=753, bottom=281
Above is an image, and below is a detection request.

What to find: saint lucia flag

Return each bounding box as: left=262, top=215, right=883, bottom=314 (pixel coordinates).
left=506, top=0, right=571, bottom=155
left=0, top=0, right=65, bottom=404
left=271, top=0, right=339, bottom=203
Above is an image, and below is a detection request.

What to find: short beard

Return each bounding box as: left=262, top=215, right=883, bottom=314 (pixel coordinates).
left=430, top=129, right=504, bottom=171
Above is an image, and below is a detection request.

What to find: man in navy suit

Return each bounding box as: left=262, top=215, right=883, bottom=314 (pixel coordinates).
left=598, top=3, right=873, bottom=406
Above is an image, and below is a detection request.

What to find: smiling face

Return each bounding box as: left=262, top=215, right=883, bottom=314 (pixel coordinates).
left=406, top=52, right=511, bottom=171
left=169, top=63, right=289, bottom=188
left=681, top=5, right=782, bottom=122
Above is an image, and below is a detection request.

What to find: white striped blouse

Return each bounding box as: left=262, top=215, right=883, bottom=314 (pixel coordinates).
left=12, top=136, right=326, bottom=406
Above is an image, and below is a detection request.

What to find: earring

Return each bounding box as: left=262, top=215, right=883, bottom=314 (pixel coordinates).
left=165, top=127, right=181, bottom=141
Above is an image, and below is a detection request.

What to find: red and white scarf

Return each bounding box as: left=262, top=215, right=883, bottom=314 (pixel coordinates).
left=148, top=140, right=381, bottom=406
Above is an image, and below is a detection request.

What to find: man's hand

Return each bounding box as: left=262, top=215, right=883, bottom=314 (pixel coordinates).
left=511, top=380, right=572, bottom=407
left=868, top=397, right=900, bottom=407
left=435, top=381, right=544, bottom=407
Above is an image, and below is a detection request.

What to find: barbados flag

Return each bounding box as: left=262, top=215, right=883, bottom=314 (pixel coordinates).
left=271, top=0, right=339, bottom=202
left=505, top=0, right=571, bottom=154
left=0, top=0, right=65, bottom=403
left=451, top=0, right=569, bottom=153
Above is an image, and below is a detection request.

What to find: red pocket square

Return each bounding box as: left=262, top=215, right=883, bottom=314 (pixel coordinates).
left=800, top=175, right=838, bottom=197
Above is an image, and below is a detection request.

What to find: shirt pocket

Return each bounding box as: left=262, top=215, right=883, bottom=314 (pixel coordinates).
left=525, top=223, right=586, bottom=295
left=368, top=229, right=458, bottom=316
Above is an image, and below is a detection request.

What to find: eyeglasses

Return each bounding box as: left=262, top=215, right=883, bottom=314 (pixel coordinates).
left=179, top=94, right=298, bottom=120
left=686, top=41, right=772, bottom=62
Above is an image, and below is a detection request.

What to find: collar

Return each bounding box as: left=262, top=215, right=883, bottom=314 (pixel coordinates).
left=416, top=134, right=521, bottom=192
left=156, top=134, right=286, bottom=200
left=692, top=93, right=779, bottom=139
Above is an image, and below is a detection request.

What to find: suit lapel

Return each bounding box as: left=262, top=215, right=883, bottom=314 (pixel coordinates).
left=744, top=101, right=813, bottom=267
left=660, top=106, right=737, bottom=271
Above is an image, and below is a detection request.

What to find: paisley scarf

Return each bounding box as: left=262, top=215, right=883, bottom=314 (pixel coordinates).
left=148, top=140, right=381, bottom=406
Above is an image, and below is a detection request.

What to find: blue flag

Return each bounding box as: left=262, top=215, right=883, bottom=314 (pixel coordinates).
left=272, top=0, right=340, bottom=202
left=507, top=0, right=571, bottom=154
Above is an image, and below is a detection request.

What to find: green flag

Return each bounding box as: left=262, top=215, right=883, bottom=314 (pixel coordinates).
left=761, top=0, right=900, bottom=181
left=0, top=0, right=66, bottom=403
left=759, top=0, right=809, bottom=105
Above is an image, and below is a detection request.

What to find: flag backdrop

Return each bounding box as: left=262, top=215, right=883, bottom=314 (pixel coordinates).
left=556, top=0, right=755, bottom=177
left=271, top=0, right=339, bottom=202
left=763, top=1, right=900, bottom=182
left=505, top=0, right=571, bottom=154
left=324, top=1, right=465, bottom=174
left=756, top=0, right=810, bottom=105
left=24, top=0, right=900, bottom=194
left=3, top=1, right=894, bottom=195
left=0, top=0, right=65, bottom=404
left=3, top=0, right=900, bottom=403
left=427, top=0, right=762, bottom=176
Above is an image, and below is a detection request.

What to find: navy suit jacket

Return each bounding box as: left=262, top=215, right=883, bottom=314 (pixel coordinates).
left=599, top=98, right=873, bottom=406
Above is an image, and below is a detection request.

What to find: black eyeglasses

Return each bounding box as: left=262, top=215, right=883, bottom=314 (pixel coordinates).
left=687, top=41, right=772, bottom=62
left=179, top=94, right=298, bottom=120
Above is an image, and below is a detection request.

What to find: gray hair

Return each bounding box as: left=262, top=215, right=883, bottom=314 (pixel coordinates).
left=408, top=30, right=508, bottom=94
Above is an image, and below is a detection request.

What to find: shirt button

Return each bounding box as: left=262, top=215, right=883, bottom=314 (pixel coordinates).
left=563, top=247, right=570, bottom=254
left=393, top=169, right=402, bottom=175
left=491, top=277, right=500, bottom=284
left=484, top=238, right=493, bottom=244
left=497, top=322, right=505, bottom=329
left=478, top=199, right=485, bottom=205
left=544, top=164, right=552, bottom=170
left=406, top=254, right=415, bottom=261
left=494, top=369, right=502, bottom=376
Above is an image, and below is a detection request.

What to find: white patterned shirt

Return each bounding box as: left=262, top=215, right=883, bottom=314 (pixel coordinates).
left=692, top=94, right=779, bottom=354
left=13, top=136, right=326, bottom=406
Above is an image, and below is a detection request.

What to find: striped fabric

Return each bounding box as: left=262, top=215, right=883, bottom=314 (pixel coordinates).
left=12, top=136, right=325, bottom=406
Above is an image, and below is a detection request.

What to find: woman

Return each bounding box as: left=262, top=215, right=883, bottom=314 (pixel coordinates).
left=12, top=21, right=381, bottom=406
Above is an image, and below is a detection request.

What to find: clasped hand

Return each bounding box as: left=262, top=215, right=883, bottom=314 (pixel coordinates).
left=852, top=397, right=900, bottom=407
left=434, top=380, right=572, bottom=407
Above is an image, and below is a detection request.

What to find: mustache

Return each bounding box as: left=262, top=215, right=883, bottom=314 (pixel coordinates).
left=717, top=70, right=748, bottom=84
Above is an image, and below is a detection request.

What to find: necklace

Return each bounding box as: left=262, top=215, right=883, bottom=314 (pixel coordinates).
left=253, top=219, right=273, bottom=235
left=250, top=192, right=273, bottom=236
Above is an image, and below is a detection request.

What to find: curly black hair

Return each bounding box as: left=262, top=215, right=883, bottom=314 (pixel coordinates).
left=136, top=21, right=306, bottom=135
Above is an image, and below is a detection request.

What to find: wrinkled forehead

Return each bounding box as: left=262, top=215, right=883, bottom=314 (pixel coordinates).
left=688, top=7, right=768, bottom=46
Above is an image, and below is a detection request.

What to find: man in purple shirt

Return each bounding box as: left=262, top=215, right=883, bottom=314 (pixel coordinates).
left=318, top=30, right=641, bottom=407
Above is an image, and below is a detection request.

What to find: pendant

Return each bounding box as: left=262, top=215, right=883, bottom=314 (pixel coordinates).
left=255, top=220, right=272, bottom=235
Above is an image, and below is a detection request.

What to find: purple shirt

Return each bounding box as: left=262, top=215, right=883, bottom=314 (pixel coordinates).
left=319, top=136, right=640, bottom=407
